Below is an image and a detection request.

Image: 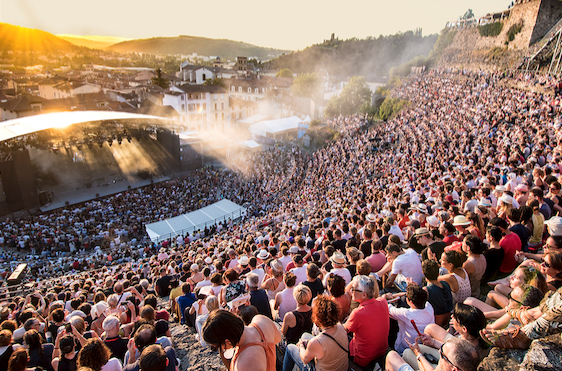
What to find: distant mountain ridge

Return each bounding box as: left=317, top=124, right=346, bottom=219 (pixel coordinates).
left=107, top=35, right=289, bottom=60
left=0, top=23, right=81, bottom=53
left=57, top=35, right=129, bottom=50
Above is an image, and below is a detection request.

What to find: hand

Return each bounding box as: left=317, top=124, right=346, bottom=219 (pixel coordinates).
left=127, top=337, right=136, bottom=353
left=405, top=338, right=421, bottom=355
left=382, top=293, right=394, bottom=301
left=417, top=333, right=433, bottom=347
left=405, top=277, right=414, bottom=286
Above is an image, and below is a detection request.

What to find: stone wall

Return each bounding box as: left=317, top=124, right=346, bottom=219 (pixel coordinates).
left=437, top=0, right=562, bottom=70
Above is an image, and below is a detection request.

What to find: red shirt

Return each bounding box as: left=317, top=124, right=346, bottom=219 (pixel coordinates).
left=443, top=235, right=461, bottom=246
left=499, top=232, right=521, bottom=273
left=344, top=297, right=389, bottom=367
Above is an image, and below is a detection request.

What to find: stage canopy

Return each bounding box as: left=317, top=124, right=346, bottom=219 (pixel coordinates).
left=0, top=111, right=173, bottom=142
left=145, top=199, right=247, bottom=242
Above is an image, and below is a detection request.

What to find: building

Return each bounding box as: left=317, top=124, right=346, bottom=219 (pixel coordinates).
left=225, top=76, right=270, bottom=102
left=38, top=77, right=101, bottom=99
left=163, top=84, right=230, bottom=131
left=177, top=63, right=217, bottom=84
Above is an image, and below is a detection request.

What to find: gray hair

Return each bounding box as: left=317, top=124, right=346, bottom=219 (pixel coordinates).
left=107, top=294, right=118, bottom=308
left=351, top=275, right=375, bottom=299
left=139, top=279, right=149, bottom=288
left=102, top=315, right=120, bottom=331
left=246, top=273, right=259, bottom=288
left=445, top=338, right=479, bottom=371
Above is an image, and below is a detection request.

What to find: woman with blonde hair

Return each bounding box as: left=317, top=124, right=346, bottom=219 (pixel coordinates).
left=281, top=285, right=313, bottom=345
left=466, top=212, right=485, bottom=241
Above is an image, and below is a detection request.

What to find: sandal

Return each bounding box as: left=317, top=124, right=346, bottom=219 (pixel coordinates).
left=480, top=326, right=531, bottom=349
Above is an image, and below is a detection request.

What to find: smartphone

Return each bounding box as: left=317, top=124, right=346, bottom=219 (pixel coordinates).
left=424, top=353, right=439, bottom=364
left=65, top=323, right=72, bottom=333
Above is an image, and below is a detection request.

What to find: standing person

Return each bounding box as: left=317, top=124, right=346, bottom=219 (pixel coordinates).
left=344, top=275, right=389, bottom=368
left=202, top=310, right=281, bottom=371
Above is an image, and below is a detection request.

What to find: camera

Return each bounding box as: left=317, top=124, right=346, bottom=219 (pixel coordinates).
left=65, top=323, right=72, bottom=333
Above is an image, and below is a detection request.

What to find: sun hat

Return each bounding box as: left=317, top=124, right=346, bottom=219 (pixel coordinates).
left=452, top=215, right=471, bottom=226
left=288, top=246, right=299, bottom=254
left=239, top=256, right=249, bottom=266
left=257, top=249, right=270, bottom=260
left=330, top=252, right=346, bottom=265
left=544, top=216, right=562, bottom=236
left=366, top=214, right=376, bottom=223
left=427, top=215, right=440, bottom=228
left=499, top=194, right=514, bottom=206
left=270, top=260, right=283, bottom=272
left=414, top=227, right=430, bottom=237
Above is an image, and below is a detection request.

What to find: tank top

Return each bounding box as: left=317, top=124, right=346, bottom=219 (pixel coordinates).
left=529, top=213, right=544, bottom=244
left=58, top=353, right=78, bottom=371
left=285, top=309, right=313, bottom=344
left=230, top=323, right=276, bottom=371
left=451, top=268, right=471, bottom=305
left=426, top=281, right=453, bottom=316
left=467, top=255, right=487, bottom=298
left=266, top=277, right=285, bottom=301
left=278, top=287, right=297, bottom=319
left=315, top=324, right=349, bottom=371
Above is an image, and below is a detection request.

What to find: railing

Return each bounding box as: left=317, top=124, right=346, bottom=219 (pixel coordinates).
left=445, top=11, right=510, bottom=30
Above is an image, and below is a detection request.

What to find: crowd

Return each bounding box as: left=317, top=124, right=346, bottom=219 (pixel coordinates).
left=2, top=68, right=562, bottom=371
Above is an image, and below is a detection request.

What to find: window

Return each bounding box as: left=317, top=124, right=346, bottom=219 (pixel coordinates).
left=203, top=103, right=206, bottom=110
left=214, top=94, right=218, bottom=100
left=181, top=95, right=185, bottom=100
left=221, top=94, right=224, bottom=99
left=197, top=103, right=200, bottom=111
left=262, top=88, right=266, bottom=93
left=238, top=86, right=242, bottom=92
left=231, top=86, right=235, bottom=92
left=248, top=87, right=251, bottom=93
left=255, top=88, right=259, bottom=94
left=188, top=104, right=195, bottom=111
left=181, top=104, right=185, bottom=111
left=222, top=113, right=224, bottom=120
left=221, top=103, right=224, bottom=109
left=215, top=103, right=218, bottom=110
left=202, top=74, right=206, bottom=81
left=215, top=113, right=218, bottom=120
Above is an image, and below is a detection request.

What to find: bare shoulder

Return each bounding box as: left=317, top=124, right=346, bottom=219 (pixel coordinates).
left=252, top=315, right=281, bottom=343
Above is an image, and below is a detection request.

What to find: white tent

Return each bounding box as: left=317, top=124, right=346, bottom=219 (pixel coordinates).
left=249, top=116, right=303, bottom=138
left=145, top=199, right=246, bottom=242
left=239, top=140, right=262, bottom=152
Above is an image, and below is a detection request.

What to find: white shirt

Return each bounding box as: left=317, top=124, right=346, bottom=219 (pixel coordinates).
left=100, top=358, right=122, bottom=371
left=388, top=302, right=435, bottom=353
left=279, top=255, right=293, bottom=271
left=323, top=267, right=352, bottom=287
left=290, top=265, right=308, bottom=285
left=391, top=249, right=424, bottom=287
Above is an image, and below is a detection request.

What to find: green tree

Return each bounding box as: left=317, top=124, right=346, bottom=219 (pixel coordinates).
left=151, top=68, right=169, bottom=89
left=276, top=68, right=293, bottom=78
left=460, top=9, right=474, bottom=20
left=324, top=76, right=372, bottom=117
left=204, top=77, right=226, bottom=89
left=292, top=73, right=320, bottom=98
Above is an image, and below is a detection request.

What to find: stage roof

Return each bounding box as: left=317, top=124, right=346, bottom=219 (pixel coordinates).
left=145, top=199, right=247, bottom=242
left=0, top=111, right=173, bottom=142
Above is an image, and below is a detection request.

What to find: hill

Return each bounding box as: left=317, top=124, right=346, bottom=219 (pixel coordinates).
left=57, top=35, right=129, bottom=49
left=0, top=23, right=80, bottom=53
left=262, top=31, right=438, bottom=79
left=106, top=35, right=288, bottom=60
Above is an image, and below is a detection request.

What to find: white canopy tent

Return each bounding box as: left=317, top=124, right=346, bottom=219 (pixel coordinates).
left=145, top=199, right=246, bottom=242
left=249, top=116, right=304, bottom=138
left=239, top=139, right=262, bottom=152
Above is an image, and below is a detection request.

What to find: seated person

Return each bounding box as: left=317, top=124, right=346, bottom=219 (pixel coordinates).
left=422, top=259, right=453, bottom=328
left=344, top=275, right=389, bottom=367
left=383, top=284, right=434, bottom=354
left=385, top=338, right=480, bottom=371
left=281, top=285, right=313, bottom=345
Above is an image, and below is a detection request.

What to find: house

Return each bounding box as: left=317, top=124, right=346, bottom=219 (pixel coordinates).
left=177, top=63, right=217, bottom=84
left=163, top=84, right=230, bottom=131
left=225, top=75, right=270, bottom=102
left=38, top=77, right=101, bottom=99
left=229, top=96, right=257, bottom=122
left=0, top=95, right=49, bottom=121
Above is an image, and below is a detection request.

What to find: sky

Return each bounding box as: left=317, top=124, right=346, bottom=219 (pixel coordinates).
left=0, top=0, right=510, bottom=50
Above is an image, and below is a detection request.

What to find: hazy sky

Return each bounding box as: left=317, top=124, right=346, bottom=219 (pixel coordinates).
left=1, top=0, right=509, bottom=50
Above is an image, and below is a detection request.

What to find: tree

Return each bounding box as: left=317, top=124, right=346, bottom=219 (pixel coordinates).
left=460, top=9, right=474, bottom=20
left=276, top=68, right=293, bottom=78
left=291, top=73, right=320, bottom=99
left=324, top=76, right=372, bottom=117
left=204, top=78, right=226, bottom=89
left=151, top=68, right=169, bottom=89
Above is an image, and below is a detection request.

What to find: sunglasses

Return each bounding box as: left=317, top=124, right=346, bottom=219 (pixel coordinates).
left=507, top=292, right=524, bottom=306
left=440, top=344, right=463, bottom=371
left=542, top=260, right=552, bottom=269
